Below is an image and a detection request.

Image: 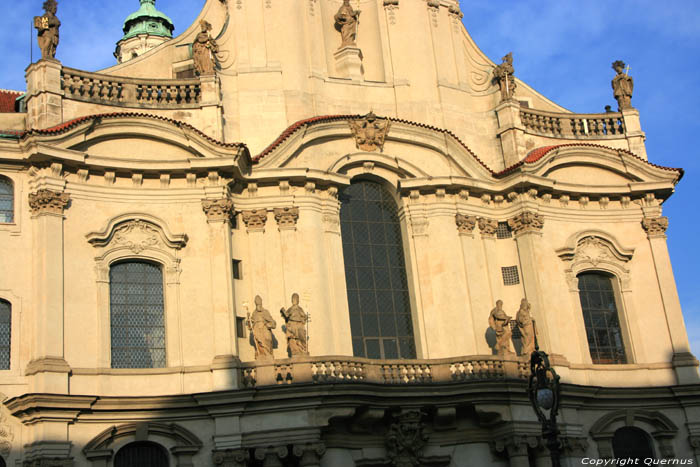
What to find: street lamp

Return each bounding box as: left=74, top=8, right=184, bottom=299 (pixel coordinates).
left=528, top=346, right=562, bottom=467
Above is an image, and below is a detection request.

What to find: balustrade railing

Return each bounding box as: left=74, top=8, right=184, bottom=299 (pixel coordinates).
left=61, top=67, right=202, bottom=109
left=520, top=108, right=626, bottom=139
left=239, top=355, right=527, bottom=388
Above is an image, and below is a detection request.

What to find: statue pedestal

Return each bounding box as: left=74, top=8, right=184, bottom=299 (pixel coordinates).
left=495, top=99, right=525, bottom=168
left=333, top=46, right=363, bottom=81
left=25, top=59, right=64, bottom=130
left=621, top=107, right=647, bottom=160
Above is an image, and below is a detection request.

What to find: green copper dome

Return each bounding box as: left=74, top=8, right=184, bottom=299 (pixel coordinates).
left=121, top=0, right=174, bottom=41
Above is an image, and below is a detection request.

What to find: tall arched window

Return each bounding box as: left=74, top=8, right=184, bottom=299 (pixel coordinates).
left=613, top=427, right=655, bottom=460
left=110, top=261, right=166, bottom=368
left=578, top=272, right=627, bottom=364
left=0, top=177, right=13, bottom=223
left=340, top=180, right=416, bottom=359
left=0, top=299, right=10, bottom=370
left=115, top=441, right=169, bottom=467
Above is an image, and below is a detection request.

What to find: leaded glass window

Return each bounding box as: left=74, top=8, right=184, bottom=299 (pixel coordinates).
left=0, top=177, right=13, bottom=223
left=110, top=261, right=166, bottom=368
left=340, top=180, right=416, bottom=359
left=578, top=272, right=627, bottom=364
left=115, top=441, right=169, bottom=467
left=0, top=300, right=10, bottom=370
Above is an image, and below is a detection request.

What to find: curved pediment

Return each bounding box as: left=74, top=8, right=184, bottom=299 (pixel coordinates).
left=22, top=113, right=250, bottom=163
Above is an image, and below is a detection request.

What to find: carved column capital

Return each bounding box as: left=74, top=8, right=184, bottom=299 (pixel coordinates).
left=254, top=446, right=288, bottom=466
left=493, top=434, right=539, bottom=458
left=508, top=211, right=544, bottom=235
left=28, top=189, right=70, bottom=215
left=213, top=449, right=250, bottom=467
left=202, top=199, right=234, bottom=222
left=641, top=216, right=668, bottom=237
left=478, top=217, right=498, bottom=237
left=293, top=442, right=326, bottom=467
left=689, top=435, right=700, bottom=452
left=455, top=214, right=477, bottom=235
left=241, top=209, right=268, bottom=232
left=559, top=436, right=589, bottom=457
left=274, top=207, right=299, bottom=230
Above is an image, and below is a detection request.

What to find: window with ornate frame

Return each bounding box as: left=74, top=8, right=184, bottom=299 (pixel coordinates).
left=0, top=299, right=10, bottom=370
left=86, top=214, right=187, bottom=369
left=340, top=180, right=416, bottom=360
left=0, top=176, right=13, bottom=223
left=578, top=272, right=626, bottom=364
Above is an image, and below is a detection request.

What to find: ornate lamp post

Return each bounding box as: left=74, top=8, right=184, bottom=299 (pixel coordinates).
left=528, top=346, right=562, bottom=467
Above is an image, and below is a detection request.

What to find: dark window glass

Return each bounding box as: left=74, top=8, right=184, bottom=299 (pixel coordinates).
left=340, top=181, right=416, bottom=359
left=232, top=259, right=242, bottom=280
left=496, top=222, right=512, bottom=239
left=502, top=266, right=520, bottom=286
left=0, top=299, right=10, bottom=370
left=115, top=441, right=169, bottom=467
left=578, top=272, right=627, bottom=364
left=0, top=177, right=13, bottom=223
left=110, top=261, right=166, bottom=368
left=612, top=427, right=654, bottom=461
left=0, top=455, right=5, bottom=467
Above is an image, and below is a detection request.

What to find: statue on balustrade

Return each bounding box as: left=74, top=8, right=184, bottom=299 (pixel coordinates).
left=247, top=295, right=277, bottom=360
left=280, top=293, right=309, bottom=357
left=334, top=0, right=360, bottom=49
left=489, top=300, right=514, bottom=356
left=611, top=60, right=634, bottom=110
left=192, top=20, right=219, bottom=76
left=34, top=0, right=60, bottom=60
left=516, top=298, right=536, bottom=357
left=493, top=52, right=516, bottom=101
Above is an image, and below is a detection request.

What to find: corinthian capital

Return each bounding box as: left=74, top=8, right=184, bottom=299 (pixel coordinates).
left=508, top=211, right=544, bottom=235
left=241, top=209, right=268, bottom=232
left=478, top=217, right=498, bottom=237
left=455, top=214, right=477, bottom=234
left=274, top=207, right=300, bottom=230
left=641, top=216, right=668, bottom=237
left=202, top=199, right=234, bottom=222
left=28, top=189, right=70, bottom=215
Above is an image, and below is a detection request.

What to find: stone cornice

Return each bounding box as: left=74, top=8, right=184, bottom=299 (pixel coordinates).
left=28, top=189, right=70, bottom=215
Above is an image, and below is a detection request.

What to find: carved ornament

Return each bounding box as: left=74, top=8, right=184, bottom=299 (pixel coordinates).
left=213, top=449, right=250, bottom=467
left=293, top=442, right=326, bottom=465
left=493, top=435, right=539, bottom=458
left=641, top=216, right=668, bottom=237
left=87, top=214, right=188, bottom=253
left=202, top=199, right=234, bottom=222
left=274, top=207, right=300, bottom=229
left=478, top=217, right=498, bottom=237
left=0, top=413, right=13, bottom=457
left=349, top=112, right=392, bottom=152
left=559, top=436, right=589, bottom=456
left=493, top=52, right=516, bottom=101
left=508, top=211, right=544, bottom=235
left=241, top=210, right=267, bottom=232
left=28, top=189, right=69, bottom=215
left=255, top=446, right=288, bottom=463
left=386, top=411, right=428, bottom=467
left=455, top=214, right=476, bottom=234
left=112, top=220, right=161, bottom=254
left=557, top=234, right=634, bottom=291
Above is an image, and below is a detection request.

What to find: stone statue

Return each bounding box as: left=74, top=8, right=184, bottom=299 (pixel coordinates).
left=489, top=300, right=514, bottom=356
left=334, top=0, right=360, bottom=49
left=611, top=60, right=634, bottom=110
left=192, top=20, right=219, bottom=75
left=493, top=52, right=516, bottom=101
left=516, top=298, right=536, bottom=357
left=34, top=0, right=60, bottom=60
left=246, top=295, right=277, bottom=359
left=280, top=293, right=309, bottom=357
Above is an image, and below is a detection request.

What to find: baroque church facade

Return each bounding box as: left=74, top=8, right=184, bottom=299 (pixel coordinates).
left=0, top=0, right=698, bottom=465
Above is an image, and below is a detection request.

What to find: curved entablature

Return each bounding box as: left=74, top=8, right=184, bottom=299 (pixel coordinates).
left=86, top=213, right=188, bottom=252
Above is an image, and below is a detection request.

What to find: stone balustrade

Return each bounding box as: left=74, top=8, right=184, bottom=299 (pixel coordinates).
left=520, top=108, right=626, bottom=138
left=240, top=355, right=528, bottom=388
left=61, top=66, right=202, bottom=109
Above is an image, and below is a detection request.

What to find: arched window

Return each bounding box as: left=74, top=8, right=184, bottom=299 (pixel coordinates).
left=115, top=441, right=169, bottom=467
left=0, top=455, right=6, bottom=467
left=0, top=177, right=13, bottom=223
left=110, top=261, right=166, bottom=368
left=0, top=299, right=10, bottom=370
left=578, top=272, right=627, bottom=364
left=612, top=427, right=655, bottom=460
left=340, top=180, right=416, bottom=359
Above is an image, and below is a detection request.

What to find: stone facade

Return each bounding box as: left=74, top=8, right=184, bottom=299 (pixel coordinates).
left=0, top=0, right=698, bottom=465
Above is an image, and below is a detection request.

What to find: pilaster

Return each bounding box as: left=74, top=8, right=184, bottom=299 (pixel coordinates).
left=496, top=99, right=526, bottom=169
left=28, top=188, right=71, bottom=393
left=25, top=59, right=64, bottom=129
left=202, top=197, right=240, bottom=390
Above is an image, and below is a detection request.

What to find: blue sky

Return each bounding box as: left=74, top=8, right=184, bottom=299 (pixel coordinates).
left=0, top=1, right=697, bottom=357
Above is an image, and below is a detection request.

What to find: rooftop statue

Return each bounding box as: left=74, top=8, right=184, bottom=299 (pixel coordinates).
left=493, top=52, right=516, bottom=101
left=247, top=295, right=277, bottom=360
left=193, top=20, right=219, bottom=76
left=516, top=298, right=536, bottom=357
left=489, top=300, right=514, bottom=356
left=280, top=293, right=309, bottom=357
left=34, top=0, right=60, bottom=60
left=334, top=0, right=360, bottom=49
left=611, top=60, right=634, bottom=110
